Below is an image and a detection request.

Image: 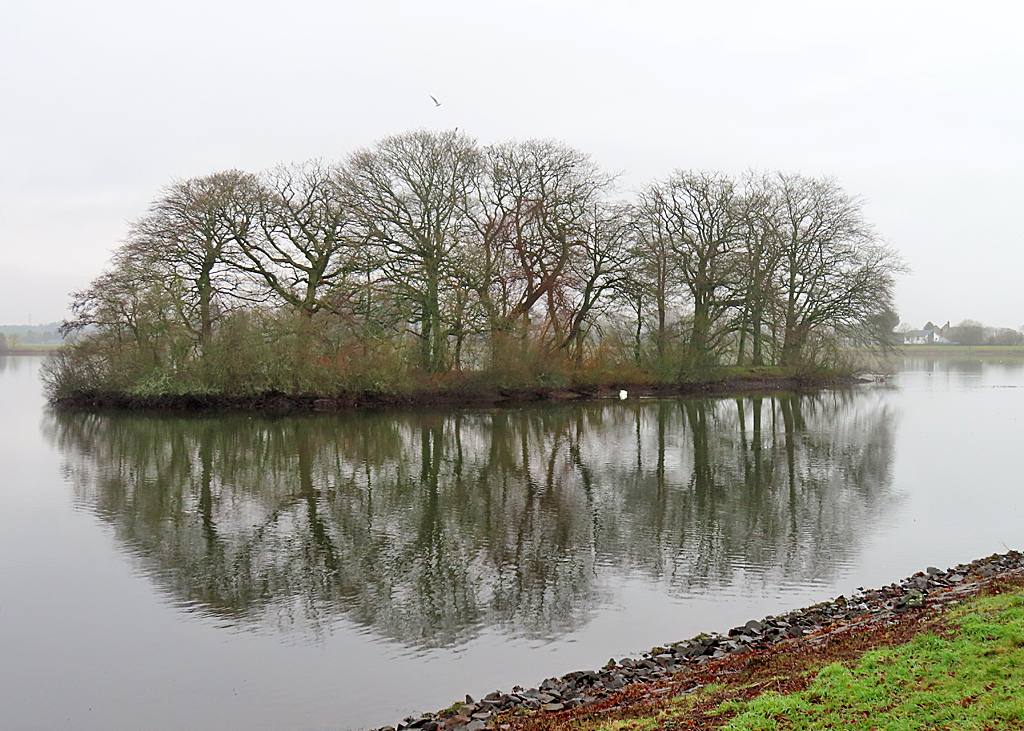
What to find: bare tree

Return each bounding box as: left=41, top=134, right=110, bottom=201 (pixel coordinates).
left=346, top=130, right=481, bottom=372
left=989, top=327, right=1024, bottom=346
left=735, top=173, right=785, bottom=366
left=558, top=201, right=633, bottom=360
left=62, top=250, right=191, bottom=367
left=949, top=319, right=986, bottom=346
left=469, top=139, right=609, bottom=360
left=630, top=188, right=683, bottom=364
left=125, top=170, right=259, bottom=354
left=771, top=173, right=905, bottom=365
left=636, top=171, right=744, bottom=364
left=235, top=161, right=363, bottom=320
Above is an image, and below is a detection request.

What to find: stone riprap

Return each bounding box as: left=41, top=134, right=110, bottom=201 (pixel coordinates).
left=380, top=551, right=1023, bottom=731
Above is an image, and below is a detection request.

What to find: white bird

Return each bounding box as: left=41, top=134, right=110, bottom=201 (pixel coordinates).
left=619, top=390, right=628, bottom=400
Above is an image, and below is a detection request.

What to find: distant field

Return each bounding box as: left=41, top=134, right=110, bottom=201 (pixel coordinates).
left=899, top=345, right=1024, bottom=356
left=2, top=344, right=62, bottom=354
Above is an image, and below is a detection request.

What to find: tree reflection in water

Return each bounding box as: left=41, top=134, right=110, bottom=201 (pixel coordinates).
left=44, top=392, right=899, bottom=648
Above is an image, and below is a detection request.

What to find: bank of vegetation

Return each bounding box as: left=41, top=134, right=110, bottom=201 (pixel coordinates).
left=497, top=561, right=1024, bottom=731
left=44, top=129, right=903, bottom=406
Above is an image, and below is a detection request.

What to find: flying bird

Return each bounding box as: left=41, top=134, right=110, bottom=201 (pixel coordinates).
left=430, top=95, right=441, bottom=107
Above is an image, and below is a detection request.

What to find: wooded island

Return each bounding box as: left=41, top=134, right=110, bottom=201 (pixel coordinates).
left=44, top=129, right=903, bottom=406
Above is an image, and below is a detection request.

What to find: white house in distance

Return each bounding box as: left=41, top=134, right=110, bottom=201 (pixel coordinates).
left=903, top=322, right=951, bottom=345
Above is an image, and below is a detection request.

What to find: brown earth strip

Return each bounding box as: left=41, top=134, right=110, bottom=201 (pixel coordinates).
left=51, top=374, right=861, bottom=414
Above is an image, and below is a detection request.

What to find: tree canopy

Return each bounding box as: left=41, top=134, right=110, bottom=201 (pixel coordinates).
left=46, top=129, right=905, bottom=399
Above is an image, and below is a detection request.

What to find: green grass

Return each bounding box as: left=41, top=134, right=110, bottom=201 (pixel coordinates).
left=716, top=589, right=1024, bottom=730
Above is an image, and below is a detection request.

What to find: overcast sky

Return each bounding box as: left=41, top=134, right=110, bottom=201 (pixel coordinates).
left=1, top=0, right=1021, bottom=329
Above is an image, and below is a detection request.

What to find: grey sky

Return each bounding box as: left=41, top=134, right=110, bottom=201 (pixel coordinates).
left=2, top=0, right=1021, bottom=329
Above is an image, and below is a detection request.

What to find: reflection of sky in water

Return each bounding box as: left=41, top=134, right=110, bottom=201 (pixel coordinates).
left=3, top=355, right=1023, bottom=731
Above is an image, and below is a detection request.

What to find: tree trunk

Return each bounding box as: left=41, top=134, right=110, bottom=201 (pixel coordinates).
left=736, top=305, right=748, bottom=366
left=690, top=297, right=710, bottom=361
left=424, top=260, right=445, bottom=372
left=751, top=300, right=764, bottom=366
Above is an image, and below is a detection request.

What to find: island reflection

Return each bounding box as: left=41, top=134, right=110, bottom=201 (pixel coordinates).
left=45, top=392, right=900, bottom=648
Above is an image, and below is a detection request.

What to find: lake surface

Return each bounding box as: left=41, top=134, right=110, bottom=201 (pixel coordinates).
left=1, top=355, right=1022, bottom=730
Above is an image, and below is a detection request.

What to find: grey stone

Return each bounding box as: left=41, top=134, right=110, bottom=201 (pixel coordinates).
left=897, top=590, right=925, bottom=610
left=542, top=703, right=564, bottom=712
left=465, top=721, right=486, bottom=731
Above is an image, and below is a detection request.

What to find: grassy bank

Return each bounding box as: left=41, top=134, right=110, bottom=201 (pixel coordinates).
left=502, top=575, right=1024, bottom=731
left=716, top=586, right=1024, bottom=730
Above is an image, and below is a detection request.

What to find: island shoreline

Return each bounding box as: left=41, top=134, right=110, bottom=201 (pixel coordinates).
left=50, top=374, right=865, bottom=414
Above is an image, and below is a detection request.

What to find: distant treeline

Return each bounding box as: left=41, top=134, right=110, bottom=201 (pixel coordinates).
left=0, top=325, right=65, bottom=350
left=44, top=129, right=903, bottom=400
left=0, top=332, right=61, bottom=352
left=938, top=320, right=1023, bottom=347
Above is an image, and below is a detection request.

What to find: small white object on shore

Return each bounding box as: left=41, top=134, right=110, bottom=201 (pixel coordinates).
left=619, top=390, right=628, bottom=400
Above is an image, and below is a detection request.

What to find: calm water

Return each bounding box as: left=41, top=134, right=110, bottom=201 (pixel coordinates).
left=1, top=355, right=1022, bottom=730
